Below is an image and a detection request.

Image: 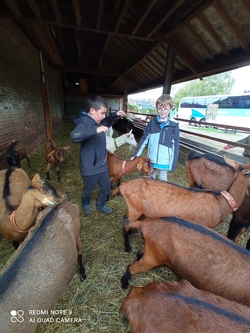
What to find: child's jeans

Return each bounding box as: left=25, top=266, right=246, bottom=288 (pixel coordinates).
left=151, top=168, right=168, bottom=181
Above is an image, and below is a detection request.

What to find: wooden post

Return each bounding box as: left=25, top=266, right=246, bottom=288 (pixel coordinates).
left=124, top=76, right=128, bottom=111
left=163, top=45, right=175, bottom=94
left=39, top=52, right=53, bottom=140
left=41, top=83, right=53, bottom=140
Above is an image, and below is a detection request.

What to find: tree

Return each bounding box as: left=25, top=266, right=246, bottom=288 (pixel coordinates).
left=173, top=72, right=235, bottom=110
left=126, top=102, right=138, bottom=112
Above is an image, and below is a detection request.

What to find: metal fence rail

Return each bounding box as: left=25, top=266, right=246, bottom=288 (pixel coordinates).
left=128, top=111, right=250, bottom=164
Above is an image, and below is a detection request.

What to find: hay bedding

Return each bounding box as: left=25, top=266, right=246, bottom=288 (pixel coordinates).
left=0, top=122, right=249, bottom=333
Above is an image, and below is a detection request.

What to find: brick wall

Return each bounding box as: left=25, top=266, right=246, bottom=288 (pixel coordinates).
left=0, top=19, right=64, bottom=169
left=64, top=94, right=124, bottom=122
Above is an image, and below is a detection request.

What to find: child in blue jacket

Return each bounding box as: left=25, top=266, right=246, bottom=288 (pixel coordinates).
left=133, top=94, right=179, bottom=181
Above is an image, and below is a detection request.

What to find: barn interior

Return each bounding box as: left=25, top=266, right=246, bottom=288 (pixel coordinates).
left=1, top=2, right=250, bottom=332
left=1, top=0, right=250, bottom=164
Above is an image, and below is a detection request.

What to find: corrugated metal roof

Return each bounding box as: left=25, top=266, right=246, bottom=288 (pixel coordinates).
left=1, top=0, right=250, bottom=95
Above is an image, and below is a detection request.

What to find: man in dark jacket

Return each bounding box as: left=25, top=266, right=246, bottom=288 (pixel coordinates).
left=70, top=95, right=126, bottom=215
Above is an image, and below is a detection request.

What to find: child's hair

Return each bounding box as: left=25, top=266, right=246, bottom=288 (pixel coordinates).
left=87, top=95, right=107, bottom=111
left=156, top=94, right=173, bottom=108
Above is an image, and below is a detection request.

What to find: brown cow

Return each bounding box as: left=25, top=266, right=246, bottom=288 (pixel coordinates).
left=185, top=150, right=250, bottom=244
left=0, top=201, right=86, bottom=333
left=107, top=151, right=153, bottom=187
left=121, top=279, right=250, bottom=333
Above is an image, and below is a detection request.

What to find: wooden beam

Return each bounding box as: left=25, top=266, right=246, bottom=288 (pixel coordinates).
left=0, top=13, right=157, bottom=42
left=75, top=31, right=81, bottom=64
left=98, top=35, right=112, bottom=69
left=42, top=83, right=53, bottom=140
left=130, top=0, right=158, bottom=35
left=52, top=26, right=65, bottom=51
left=198, top=50, right=250, bottom=74
left=167, top=34, right=202, bottom=78
left=3, top=0, right=21, bottom=16
left=50, top=0, right=62, bottom=23
left=16, top=20, right=59, bottom=67
left=30, top=21, right=64, bottom=65
left=54, top=65, right=120, bottom=76
left=156, top=0, right=215, bottom=40
left=213, top=1, right=249, bottom=51
left=26, top=0, right=42, bottom=20
left=147, top=0, right=185, bottom=38
left=163, top=45, right=175, bottom=94
left=198, top=12, right=229, bottom=56
left=72, top=0, right=81, bottom=26
left=113, top=0, right=132, bottom=33
left=96, top=0, right=105, bottom=30
left=242, top=0, right=250, bottom=14
left=186, top=22, right=213, bottom=61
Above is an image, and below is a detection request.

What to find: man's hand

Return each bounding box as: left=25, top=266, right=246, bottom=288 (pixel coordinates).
left=97, top=125, right=108, bottom=133
left=116, top=110, right=127, bottom=118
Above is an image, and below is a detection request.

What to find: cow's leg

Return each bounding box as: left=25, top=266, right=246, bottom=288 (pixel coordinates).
left=46, top=163, right=51, bottom=180
left=56, top=167, right=61, bottom=182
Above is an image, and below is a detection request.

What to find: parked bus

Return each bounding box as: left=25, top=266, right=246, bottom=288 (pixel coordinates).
left=177, top=94, right=250, bottom=128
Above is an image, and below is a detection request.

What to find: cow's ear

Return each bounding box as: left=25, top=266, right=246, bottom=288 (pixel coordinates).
left=32, top=173, right=41, bottom=182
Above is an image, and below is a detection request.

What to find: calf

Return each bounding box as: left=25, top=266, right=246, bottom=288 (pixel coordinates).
left=107, top=151, right=153, bottom=187
left=106, top=130, right=137, bottom=153
left=44, top=139, right=69, bottom=182
left=122, top=279, right=250, bottom=333
left=0, top=201, right=86, bottom=333
left=0, top=168, right=30, bottom=210
left=6, top=141, right=30, bottom=168
left=112, top=118, right=133, bottom=135
left=121, top=216, right=250, bottom=307
left=186, top=151, right=250, bottom=243
left=112, top=167, right=250, bottom=251
left=0, top=168, right=65, bottom=248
